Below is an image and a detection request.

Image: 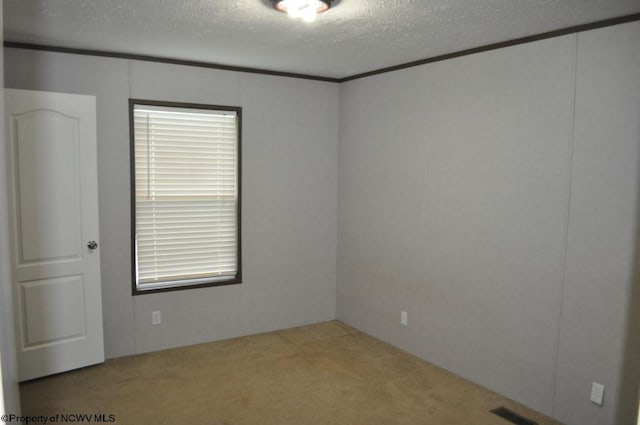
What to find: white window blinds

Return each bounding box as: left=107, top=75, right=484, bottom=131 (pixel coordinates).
left=133, top=104, right=239, bottom=290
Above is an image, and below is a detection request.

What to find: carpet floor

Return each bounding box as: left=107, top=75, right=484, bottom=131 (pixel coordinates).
left=20, top=321, right=562, bottom=425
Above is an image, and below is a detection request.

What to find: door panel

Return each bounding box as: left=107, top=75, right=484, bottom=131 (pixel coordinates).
left=20, top=275, right=86, bottom=348
left=5, top=89, right=104, bottom=381
left=14, top=109, right=81, bottom=264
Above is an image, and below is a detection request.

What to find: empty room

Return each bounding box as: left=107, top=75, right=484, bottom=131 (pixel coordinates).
left=1, top=1, right=639, bottom=424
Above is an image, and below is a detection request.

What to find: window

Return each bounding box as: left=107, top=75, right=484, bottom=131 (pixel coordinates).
left=130, top=100, right=241, bottom=294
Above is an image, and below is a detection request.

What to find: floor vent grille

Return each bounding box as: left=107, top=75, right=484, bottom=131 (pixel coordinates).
left=490, top=407, right=538, bottom=425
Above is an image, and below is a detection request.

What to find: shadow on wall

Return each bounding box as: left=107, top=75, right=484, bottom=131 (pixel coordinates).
left=616, top=137, right=640, bottom=425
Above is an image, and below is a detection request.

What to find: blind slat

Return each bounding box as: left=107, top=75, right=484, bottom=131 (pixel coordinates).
left=138, top=262, right=237, bottom=274
left=138, top=250, right=237, bottom=261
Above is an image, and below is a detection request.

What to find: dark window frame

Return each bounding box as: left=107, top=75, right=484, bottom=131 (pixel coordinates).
left=129, top=99, right=242, bottom=295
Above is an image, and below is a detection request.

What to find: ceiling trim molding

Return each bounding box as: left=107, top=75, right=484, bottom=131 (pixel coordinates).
left=1, top=41, right=342, bottom=83
left=4, top=12, right=640, bottom=83
left=340, top=12, right=640, bottom=82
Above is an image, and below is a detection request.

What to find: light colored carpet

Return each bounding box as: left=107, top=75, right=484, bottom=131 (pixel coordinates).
left=21, top=321, right=562, bottom=424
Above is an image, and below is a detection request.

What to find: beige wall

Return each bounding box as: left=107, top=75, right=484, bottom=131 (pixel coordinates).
left=337, top=21, right=640, bottom=425
left=4, top=49, right=339, bottom=358
left=554, top=22, right=640, bottom=425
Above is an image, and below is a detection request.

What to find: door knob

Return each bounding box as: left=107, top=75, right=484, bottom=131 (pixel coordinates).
left=87, top=240, right=98, bottom=250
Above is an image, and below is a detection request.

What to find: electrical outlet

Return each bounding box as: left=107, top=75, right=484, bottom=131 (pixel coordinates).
left=401, top=311, right=408, bottom=326
left=590, top=382, right=605, bottom=406
left=152, top=311, right=161, bottom=326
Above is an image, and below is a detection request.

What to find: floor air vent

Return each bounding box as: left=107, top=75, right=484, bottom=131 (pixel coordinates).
left=490, top=407, right=538, bottom=425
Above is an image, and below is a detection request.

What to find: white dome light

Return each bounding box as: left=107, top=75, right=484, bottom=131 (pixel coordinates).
left=271, top=0, right=334, bottom=23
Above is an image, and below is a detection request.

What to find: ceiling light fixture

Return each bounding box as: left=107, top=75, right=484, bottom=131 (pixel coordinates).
left=271, top=0, right=334, bottom=23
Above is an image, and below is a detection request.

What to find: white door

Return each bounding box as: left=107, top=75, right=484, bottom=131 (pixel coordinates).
left=5, top=89, right=104, bottom=381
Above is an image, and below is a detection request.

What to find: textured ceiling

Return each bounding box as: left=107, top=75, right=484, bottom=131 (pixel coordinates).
left=4, top=0, right=640, bottom=79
